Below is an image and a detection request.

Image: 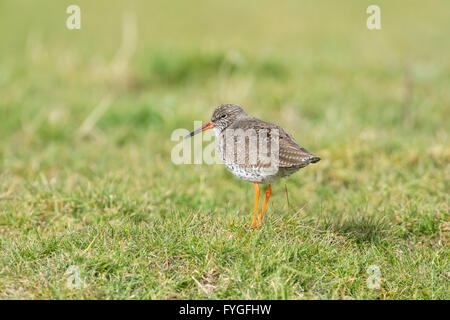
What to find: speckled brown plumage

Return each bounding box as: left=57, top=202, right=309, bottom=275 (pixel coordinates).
left=213, top=104, right=320, bottom=183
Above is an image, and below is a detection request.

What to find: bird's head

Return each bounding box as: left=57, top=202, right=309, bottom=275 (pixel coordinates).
left=185, top=104, right=247, bottom=138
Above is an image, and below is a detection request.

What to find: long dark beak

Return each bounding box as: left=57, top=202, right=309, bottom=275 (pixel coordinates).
left=184, top=122, right=216, bottom=139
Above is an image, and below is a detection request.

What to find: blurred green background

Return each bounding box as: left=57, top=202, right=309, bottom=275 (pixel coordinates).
left=0, top=0, right=448, bottom=299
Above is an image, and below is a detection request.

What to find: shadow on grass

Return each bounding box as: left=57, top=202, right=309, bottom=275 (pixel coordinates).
left=322, top=215, right=389, bottom=244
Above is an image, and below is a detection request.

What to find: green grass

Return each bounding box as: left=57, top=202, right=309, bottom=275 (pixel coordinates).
left=0, top=0, right=449, bottom=299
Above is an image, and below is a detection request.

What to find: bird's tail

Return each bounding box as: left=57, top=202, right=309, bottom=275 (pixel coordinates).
left=309, top=155, right=320, bottom=163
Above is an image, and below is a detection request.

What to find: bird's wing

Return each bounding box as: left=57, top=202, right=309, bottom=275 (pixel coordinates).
left=222, top=118, right=320, bottom=168
left=277, top=127, right=320, bottom=168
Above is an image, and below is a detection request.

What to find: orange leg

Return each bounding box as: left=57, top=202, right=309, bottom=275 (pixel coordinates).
left=251, top=182, right=260, bottom=227
left=257, top=184, right=272, bottom=226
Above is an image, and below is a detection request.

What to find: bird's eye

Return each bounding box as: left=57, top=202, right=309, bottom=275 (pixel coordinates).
left=220, top=114, right=227, bottom=119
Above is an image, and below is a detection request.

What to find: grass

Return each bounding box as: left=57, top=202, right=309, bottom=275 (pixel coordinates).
left=0, top=0, right=449, bottom=299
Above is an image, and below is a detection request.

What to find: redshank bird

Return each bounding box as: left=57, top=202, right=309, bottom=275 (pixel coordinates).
left=186, top=104, right=320, bottom=227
